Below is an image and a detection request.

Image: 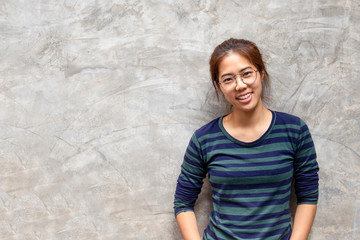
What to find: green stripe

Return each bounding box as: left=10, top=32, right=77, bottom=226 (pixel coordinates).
left=206, top=141, right=294, bottom=156
left=272, top=123, right=299, bottom=130
left=191, top=134, right=201, bottom=148
left=181, top=159, right=204, bottom=175
left=209, top=172, right=293, bottom=185
left=229, top=222, right=289, bottom=234
left=184, top=151, right=198, bottom=163
left=296, top=149, right=316, bottom=158
left=211, top=183, right=291, bottom=194
left=198, top=132, right=224, bottom=142
left=211, top=162, right=291, bottom=172
left=186, top=144, right=199, bottom=156
left=212, top=191, right=290, bottom=202
left=294, top=162, right=317, bottom=172
left=212, top=201, right=289, bottom=216
left=210, top=155, right=293, bottom=164
left=216, top=213, right=290, bottom=227
left=269, top=132, right=298, bottom=138
left=201, top=139, right=232, bottom=149
left=179, top=170, right=203, bottom=183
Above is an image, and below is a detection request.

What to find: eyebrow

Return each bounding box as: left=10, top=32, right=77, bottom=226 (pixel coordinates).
left=220, top=67, right=252, bottom=79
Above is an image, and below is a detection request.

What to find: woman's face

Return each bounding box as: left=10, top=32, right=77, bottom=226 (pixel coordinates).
left=218, top=53, right=264, bottom=113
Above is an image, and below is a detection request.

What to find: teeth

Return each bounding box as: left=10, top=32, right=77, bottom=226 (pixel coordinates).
left=238, top=93, right=251, bottom=100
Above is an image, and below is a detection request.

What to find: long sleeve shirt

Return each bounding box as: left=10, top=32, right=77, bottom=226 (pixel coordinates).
left=174, top=111, right=319, bottom=240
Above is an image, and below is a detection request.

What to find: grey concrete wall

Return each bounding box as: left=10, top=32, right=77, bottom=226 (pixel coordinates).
left=0, top=0, right=359, bottom=239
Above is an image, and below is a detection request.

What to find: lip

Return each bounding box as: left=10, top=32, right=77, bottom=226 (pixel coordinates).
left=235, top=92, right=253, bottom=103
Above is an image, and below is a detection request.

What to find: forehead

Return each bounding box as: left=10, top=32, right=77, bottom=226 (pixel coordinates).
left=218, top=53, right=254, bottom=73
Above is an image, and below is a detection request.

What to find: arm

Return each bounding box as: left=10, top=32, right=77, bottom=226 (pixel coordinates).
left=176, top=211, right=201, bottom=240
left=174, top=133, right=206, bottom=239
left=291, top=119, right=319, bottom=239
left=290, top=204, right=317, bottom=240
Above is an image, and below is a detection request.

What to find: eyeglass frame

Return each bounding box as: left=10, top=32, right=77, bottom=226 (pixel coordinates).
left=218, top=67, right=259, bottom=91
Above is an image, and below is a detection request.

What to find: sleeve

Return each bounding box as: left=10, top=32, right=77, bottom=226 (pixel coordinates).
left=173, top=132, right=207, bottom=217
left=294, top=119, right=319, bottom=204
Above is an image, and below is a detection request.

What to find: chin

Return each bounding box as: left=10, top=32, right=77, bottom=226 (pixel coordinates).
left=233, top=101, right=261, bottom=113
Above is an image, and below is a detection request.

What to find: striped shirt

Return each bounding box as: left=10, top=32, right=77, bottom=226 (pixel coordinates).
left=174, top=111, right=319, bottom=240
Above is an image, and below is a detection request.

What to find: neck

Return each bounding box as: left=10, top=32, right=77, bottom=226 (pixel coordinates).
left=227, top=103, right=270, bottom=128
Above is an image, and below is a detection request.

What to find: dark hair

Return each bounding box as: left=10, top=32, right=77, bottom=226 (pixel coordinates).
left=209, top=38, right=270, bottom=99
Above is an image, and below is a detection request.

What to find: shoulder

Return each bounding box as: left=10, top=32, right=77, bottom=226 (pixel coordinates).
left=274, top=111, right=302, bottom=125
left=274, top=111, right=310, bottom=128
left=273, top=111, right=311, bottom=136
left=193, top=117, right=222, bottom=139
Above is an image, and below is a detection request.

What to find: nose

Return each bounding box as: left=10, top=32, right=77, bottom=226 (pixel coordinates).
left=235, top=75, right=247, bottom=90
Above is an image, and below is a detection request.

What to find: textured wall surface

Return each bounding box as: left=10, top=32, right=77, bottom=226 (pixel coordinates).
left=0, top=0, right=359, bottom=239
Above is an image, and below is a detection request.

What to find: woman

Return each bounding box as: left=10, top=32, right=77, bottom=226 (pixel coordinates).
left=174, top=38, right=319, bottom=240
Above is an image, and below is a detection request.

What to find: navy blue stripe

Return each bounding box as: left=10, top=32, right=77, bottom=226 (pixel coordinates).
left=221, top=216, right=290, bottom=229
left=210, top=165, right=293, bottom=177
left=271, top=128, right=299, bottom=134
left=212, top=186, right=291, bottom=198
left=296, top=153, right=316, bottom=162
left=207, top=149, right=295, bottom=161
left=198, top=135, right=229, bottom=145
left=262, top=136, right=297, bottom=144
left=212, top=159, right=291, bottom=168
left=205, top=227, right=226, bottom=240
left=214, top=208, right=290, bottom=222
left=211, top=178, right=292, bottom=190
left=179, top=171, right=203, bottom=185
left=212, top=195, right=289, bottom=208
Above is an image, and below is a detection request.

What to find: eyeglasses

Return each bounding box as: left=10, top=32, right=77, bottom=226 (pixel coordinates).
left=219, top=68, right=259, bottom=91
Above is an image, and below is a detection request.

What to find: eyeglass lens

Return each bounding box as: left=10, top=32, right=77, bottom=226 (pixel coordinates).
left=220, top=69, right=257, bottom=91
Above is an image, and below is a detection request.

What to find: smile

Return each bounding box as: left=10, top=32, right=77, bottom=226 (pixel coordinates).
left=236, top=93, right=252, bottom=100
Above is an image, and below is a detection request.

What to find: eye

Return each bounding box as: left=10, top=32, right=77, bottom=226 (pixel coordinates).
left=222, top=77, right=234, bottom=83
left=242, top=70, right=253, bottom=78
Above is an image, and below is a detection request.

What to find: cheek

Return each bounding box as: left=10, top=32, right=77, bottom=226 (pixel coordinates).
left=220, top=88, right=229, bottom=98
left=221, top=91, right=234, bottom=103
left=254, top=77, right=263, bottom=92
